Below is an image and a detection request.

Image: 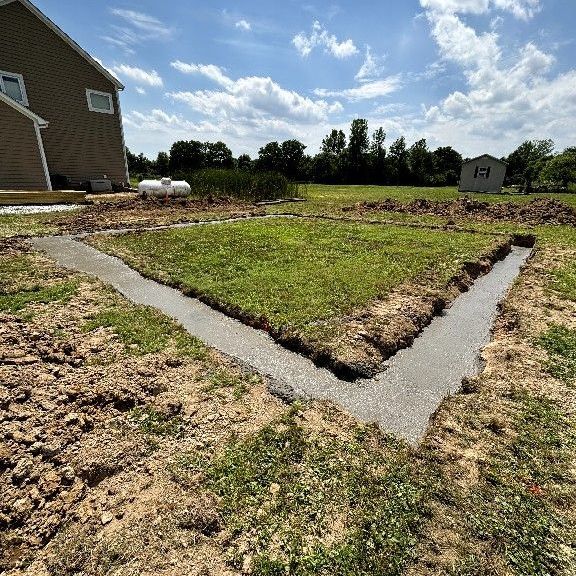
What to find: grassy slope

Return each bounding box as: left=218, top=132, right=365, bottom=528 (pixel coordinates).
left=90, top=219, right=497, bottom=336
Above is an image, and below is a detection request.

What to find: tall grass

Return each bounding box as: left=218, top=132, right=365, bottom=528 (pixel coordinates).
left=177, top=169, right=299, bottom=202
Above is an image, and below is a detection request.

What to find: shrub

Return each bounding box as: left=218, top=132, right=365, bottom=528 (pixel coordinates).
left=176, top=169, right=298, bottom=202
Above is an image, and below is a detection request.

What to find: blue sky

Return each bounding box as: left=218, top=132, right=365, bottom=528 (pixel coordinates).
left=36, top=0, right=576, bottom=159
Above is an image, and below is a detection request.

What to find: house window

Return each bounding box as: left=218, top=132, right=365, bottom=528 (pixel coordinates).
left=0, top=71, right=28, bottom=106
left=86, top=89, right=114, bottom=114
left=474, top=166, right=491, bottom=179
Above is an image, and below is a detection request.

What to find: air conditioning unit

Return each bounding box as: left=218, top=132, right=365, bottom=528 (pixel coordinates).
left=89, top=179, right=112, bottom=193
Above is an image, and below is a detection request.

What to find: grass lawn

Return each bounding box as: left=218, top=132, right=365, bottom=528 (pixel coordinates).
left=266, top=184, right=576, bottom=218
left=90, top=218, right=499, bottom=335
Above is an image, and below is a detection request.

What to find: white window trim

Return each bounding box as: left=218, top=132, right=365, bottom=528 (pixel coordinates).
left=0, top=70, right=29, bottom=106
left=86, top=88, right=114, bottom=114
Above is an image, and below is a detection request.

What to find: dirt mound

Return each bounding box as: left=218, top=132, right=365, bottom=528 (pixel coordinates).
left=56, top=197, right=264, bottom=235
left=0, top=315, right=166, bottom=568
left=348, top=197, right=576, bottom=226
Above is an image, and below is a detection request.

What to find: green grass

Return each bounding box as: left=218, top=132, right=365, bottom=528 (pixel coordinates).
left=552, top=261, right=576, bottom=300
left=91, top=219, right=498, bottom=336
left=462, top=392, right=576, bottom=574
left=83, top=303, right=206, bottom=358
left=0, top=281, right=78, bottom=313
left=0, top=211, right=75, bottom=238
left=128, top=406, right=183, bottom=437
left=538, top=325, right=576, bottom=384
left=178, top=408, right=425, bottom=575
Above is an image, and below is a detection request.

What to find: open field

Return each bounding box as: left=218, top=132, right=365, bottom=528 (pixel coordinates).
left=89, top=219, right=506, bottom=378
left=2, top=186, right=576, bottom=574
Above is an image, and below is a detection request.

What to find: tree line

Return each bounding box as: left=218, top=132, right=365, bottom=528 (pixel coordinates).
left=127, top=119, right=576, bottom=191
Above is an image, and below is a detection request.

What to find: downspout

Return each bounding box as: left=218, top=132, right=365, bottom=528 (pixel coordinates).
left=116, top=88, right=130, bottom=186
left=34, top=122, right=52, bottom=191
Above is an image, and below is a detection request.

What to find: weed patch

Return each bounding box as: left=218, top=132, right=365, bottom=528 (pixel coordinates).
left=128, top=406, right=183, bottom=437
left=83, top=304, right=205, bottom=359
left=185, top=409, right=427, bottom=575
left=202, top=368, right=259, bottom=399
left=467, top=393, right=576, bottom=574
left=537, top=325, right=576, bottom=384
left=0, top=280, right=78, bottom=313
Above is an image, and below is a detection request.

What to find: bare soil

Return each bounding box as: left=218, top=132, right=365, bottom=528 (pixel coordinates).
left=0, top=242, right=292, bottom=574
left=346, top=197, right=576, bottom=226
left=48, top=198, right=265, bottom=236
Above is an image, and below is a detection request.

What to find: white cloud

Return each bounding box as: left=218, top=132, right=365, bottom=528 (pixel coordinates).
left=123, top=107, right=337, bottom=158
left=110, top=64, right=163, bottom=87
left=420, top=0, right=540, bottom=20
left=314, top=76, right=402, bottom=101
left=105, top=8, right=174, bottom=53
left=293, top=21, right=359, bottom=59
left=235, top=19, right=252, bottom=31
left=169, top=61, right=343, bottom=124
left=408, top=0, right=576, bottom=156
left=355, top=46, right=385, bottom=82
left=110, top=9, right=172, bottom=35
left=135, top=87, right=147, bottom=95
left=170, top=61, right=234, bottom=89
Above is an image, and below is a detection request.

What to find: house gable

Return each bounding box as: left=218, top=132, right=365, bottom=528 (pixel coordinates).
left=0, top=0, right=123, bottom=89
left=0, top=0, right=129, bottom=184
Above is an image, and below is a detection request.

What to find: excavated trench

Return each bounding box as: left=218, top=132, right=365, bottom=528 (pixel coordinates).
left=30, top=231, right=532, bottom=444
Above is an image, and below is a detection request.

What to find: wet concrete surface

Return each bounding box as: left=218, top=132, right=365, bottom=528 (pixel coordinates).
left=30, top=236, right=531, bottom=444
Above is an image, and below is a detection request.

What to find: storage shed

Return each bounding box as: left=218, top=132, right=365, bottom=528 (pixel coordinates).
left=459, top=154, right=507, bottom=194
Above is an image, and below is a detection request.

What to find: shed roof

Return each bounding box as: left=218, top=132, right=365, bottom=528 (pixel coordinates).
left=462, top=154, right=507, bottom=166
left=0, top=90, right=48, bottom=126
left=0, top=0, right=124, bottom=90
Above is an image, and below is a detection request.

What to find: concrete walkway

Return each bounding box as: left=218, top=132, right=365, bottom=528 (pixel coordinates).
left=30, top=236, right=531, bottom=444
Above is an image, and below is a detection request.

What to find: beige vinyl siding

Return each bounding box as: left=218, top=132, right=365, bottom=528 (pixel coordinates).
left=0, top=1, right=127, bottom=185
left=0, top=100, right=47, bottom=190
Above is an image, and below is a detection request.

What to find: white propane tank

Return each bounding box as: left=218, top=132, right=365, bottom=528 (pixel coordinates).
left=138, top=177, right=191, bottom=198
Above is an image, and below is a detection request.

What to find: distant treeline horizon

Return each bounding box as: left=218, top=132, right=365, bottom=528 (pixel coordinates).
left=127, top=119, right=576, bottom=191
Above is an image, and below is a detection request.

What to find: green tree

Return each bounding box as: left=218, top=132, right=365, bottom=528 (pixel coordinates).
left=155, top=152, right=170, bottom=176
left=387, top=137, right=410, bottom=185
left=408, top=139, right=433, bottom=186
left=369, top=127, right=387, bottom=184
left=539, top=149, right=576, bottom=188
left=281, top=140, right=307, bottom=180
left=256, top=141, right=284, bottom=173
left=204, top=141, right=234, bottom=169
left=346, top=119, right=369, bottom=182
left=432, top=146, right=462, bottom=186
left=506, top=139, right=555, bottom=190
left=169, top=140, right=205, bottom=174
left=126, top=148, right=153, bottom=178
left=320, top=129, right=346, bottom=157
left=237, top=154, right=252, bottom=171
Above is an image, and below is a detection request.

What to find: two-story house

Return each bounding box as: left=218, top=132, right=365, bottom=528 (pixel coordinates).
left=0, top=0, right=129, bottom=191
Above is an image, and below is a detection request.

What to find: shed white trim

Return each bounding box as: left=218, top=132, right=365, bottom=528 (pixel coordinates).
left=462, top=154, right=507, bottom=166
left=0, top=0, right=124, bottom=90
left=116, top=93, right=131, bottom=183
